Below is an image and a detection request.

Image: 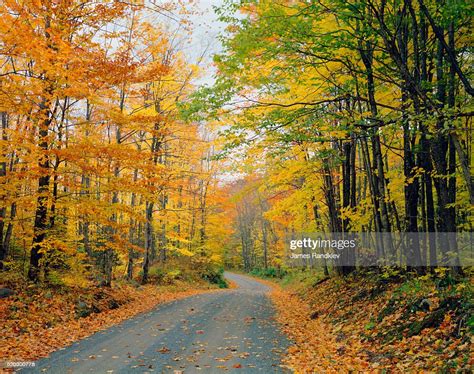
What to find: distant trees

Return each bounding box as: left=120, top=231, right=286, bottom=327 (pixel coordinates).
left=226, top=179, right=277, bottom=272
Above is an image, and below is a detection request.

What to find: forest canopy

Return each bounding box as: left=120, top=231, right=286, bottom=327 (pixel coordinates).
left=0, top=0, right=471, bottom=290
left=183, top=0, right=473, bottom=273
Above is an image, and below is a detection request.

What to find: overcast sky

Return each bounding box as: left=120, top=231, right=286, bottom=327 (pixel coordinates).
left=186, top=0, right=226, bottom=86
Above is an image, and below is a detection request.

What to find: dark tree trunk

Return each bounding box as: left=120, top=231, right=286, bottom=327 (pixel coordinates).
left=29, top=45, right=56, bottom=282
left=0, top=112, right=9, bottom=265
left=418, top=11, right=437, bottom=267
left=400, top=5, right=421, bottom=269
left=127, top=168, right=139, bottom=280
left=29, top=107, right=52, bottom=282
left=142, top=117, right=162, bottom=283
left=142, top=201, right=153, bottom=284
left=358, top=37, right=393, bottom=264
left=432, top=28, right=451, bottom=260
left=341, top=138, right=356, bottom=275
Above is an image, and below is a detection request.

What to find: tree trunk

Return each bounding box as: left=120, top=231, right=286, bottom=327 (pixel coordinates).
left=29, top=111, right=51, bottom=281
left=142, top=201, right=153, bottom=284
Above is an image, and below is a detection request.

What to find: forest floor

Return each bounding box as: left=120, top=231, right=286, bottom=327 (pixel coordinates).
left=266, top=269, right=473, bottom=372
left=1, top=273, right=289, bottom=373
left=0, top=278, right=219, bottom=364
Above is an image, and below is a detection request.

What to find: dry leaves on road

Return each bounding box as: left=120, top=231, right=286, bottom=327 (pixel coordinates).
left=0, top=283, right=216, bottom=362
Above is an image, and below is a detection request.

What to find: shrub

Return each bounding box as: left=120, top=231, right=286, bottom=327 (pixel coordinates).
left=249, top=267, right=287, bottom=279
left=163, top=269, right=182, bottom=284
left=148, top=266, right=166, bottom=284
left=201, top=266, right=227, bottom=288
